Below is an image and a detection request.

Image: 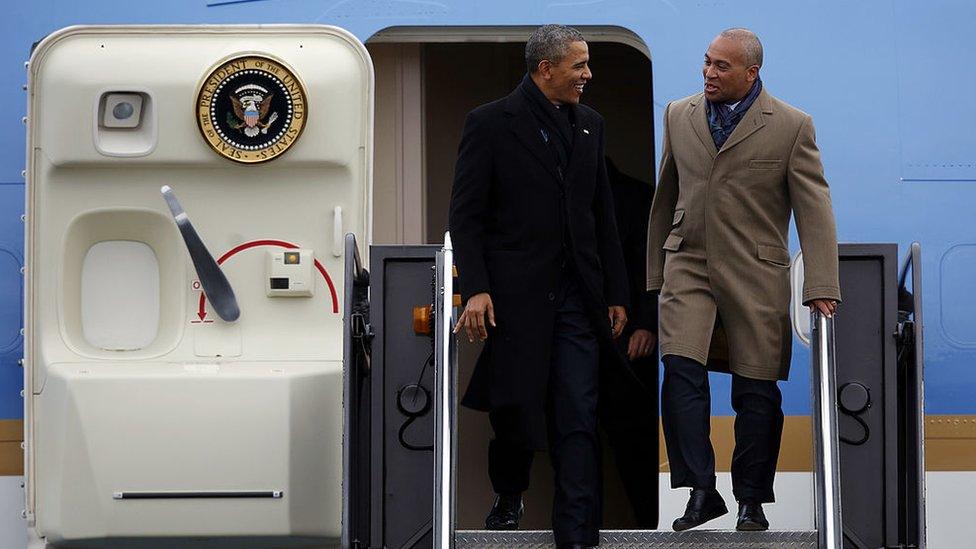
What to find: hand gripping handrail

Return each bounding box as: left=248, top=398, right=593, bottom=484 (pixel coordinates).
left=811, top=310, right=843, bottom=549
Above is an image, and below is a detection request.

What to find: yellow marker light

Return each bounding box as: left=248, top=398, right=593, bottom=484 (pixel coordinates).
left=413, top=305, right=433, bottom=336
left=284, top=252, right=300, bottom=265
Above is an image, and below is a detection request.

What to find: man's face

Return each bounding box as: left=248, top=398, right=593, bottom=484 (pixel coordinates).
left=539, top=41, right=592, bottom=105
left=702, top=36, right=758, bottom=103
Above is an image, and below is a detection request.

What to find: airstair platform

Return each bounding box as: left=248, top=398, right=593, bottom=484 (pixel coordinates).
left=455, top=529, right=819, bottom=548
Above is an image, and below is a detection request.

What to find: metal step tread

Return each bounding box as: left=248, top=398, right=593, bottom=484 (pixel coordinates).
left=456, top=529, right=818, bottom=548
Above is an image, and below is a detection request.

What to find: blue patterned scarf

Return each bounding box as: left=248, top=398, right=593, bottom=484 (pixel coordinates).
left=706, top=78, right=762, bottom=149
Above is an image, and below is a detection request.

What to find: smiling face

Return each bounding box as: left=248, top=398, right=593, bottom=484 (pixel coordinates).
left=703, top=35, right=759, bottom=103
left=535, top=40, right=592, bottom=105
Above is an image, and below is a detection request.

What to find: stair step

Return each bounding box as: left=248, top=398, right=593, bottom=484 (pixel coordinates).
left=456, top=529, right=818, bottom=548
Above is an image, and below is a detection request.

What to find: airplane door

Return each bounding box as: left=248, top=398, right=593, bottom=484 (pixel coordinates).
left=25, top=25, right=372, bottom=547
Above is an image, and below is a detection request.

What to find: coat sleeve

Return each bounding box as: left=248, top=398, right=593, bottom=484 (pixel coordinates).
left=646, top=102, right=679, bottom=292
left=594, top=119, right=630, bottom=308
left=448, top=111, right=493, bottom=302
left=787, top=115, right=842, bottom=305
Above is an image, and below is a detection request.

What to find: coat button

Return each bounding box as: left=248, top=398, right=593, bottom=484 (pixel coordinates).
left=547, top=292, right=556, bottom=301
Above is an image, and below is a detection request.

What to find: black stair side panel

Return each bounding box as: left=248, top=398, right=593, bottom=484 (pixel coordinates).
left=833, top=244, right=902, bottom=548
left=369, top=246, right=440, bottom=549
left=834, top=256, right=887, bottom=548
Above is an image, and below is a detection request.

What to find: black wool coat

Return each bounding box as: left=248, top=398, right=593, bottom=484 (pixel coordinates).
left=448, top=85, right=630, bottom=449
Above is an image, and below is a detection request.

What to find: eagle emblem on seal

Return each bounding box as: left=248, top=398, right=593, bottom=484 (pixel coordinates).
left=228, top=84, right=280, bottom=137
left=196, top=54, right=308, bottom=164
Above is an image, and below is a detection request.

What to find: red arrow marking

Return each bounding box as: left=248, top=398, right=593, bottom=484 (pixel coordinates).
left=196, top=239, right=340, bottom=319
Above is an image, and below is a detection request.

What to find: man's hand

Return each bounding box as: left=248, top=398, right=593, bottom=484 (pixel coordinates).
left=454, top=292, right=496, bottom=342
left=627, top=328, right=657, bottom=360
left=808, top=299, right=838, bottom=318
left=608, top=306, right=628, bottom=339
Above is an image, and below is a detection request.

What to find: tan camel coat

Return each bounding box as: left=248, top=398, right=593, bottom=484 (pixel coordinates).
left=646, top=88, right=841, bottom=380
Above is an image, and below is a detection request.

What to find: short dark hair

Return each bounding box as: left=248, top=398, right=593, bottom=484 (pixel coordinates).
left=525, top=24, right=586, bottom=73
left=720, top=28, right=764, bottom=68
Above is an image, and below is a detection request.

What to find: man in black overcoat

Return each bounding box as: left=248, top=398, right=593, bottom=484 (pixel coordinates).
left=465, top=158, right=663, bottom=530
left=448, top=25, right=629, bottom=549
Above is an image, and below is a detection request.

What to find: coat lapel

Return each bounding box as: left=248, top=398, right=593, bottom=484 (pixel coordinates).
left=717, top=88, right=773, bottom=155
left=688, top=94, right=718, bottom=159
left=505, top=93, right=561, bottom=182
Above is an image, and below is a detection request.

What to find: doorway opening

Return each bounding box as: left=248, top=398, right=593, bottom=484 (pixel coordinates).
left=366, top=26, right=655, bottom=529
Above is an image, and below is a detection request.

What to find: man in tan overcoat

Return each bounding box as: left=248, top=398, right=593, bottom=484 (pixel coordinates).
left=646, top=28, right=840, bottom=532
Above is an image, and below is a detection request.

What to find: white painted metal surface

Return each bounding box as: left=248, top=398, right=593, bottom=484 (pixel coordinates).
left=434, top=232, right=457, bottom=549
left=790, top=251, right=811, bottom=347
left=81, top=241, right=160, bottom=350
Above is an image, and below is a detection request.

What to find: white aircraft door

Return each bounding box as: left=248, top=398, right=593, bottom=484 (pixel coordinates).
left=24, top=25, right=372, bottom=547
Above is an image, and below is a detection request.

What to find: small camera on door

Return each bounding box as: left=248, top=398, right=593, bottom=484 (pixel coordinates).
left=101, top=92, right=144, bottom=129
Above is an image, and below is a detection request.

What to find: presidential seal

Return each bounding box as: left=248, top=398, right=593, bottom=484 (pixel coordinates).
left=196, top=55, right=307, bottom=163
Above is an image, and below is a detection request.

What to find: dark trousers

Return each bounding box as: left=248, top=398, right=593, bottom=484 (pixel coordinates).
left=661, top=353, right=784, bottom=503
left=488, top=275, right=601, bottom=546
left=490, top=357, right=660, bottom=530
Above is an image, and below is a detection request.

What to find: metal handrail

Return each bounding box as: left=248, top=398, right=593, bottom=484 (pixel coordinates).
left=898, top=242, right=918, bottom=291
left=901, top=242, right=927, bottom=549
left=811, top=311, right=843, bottom=549
left=434, top=232, right=458, bottom=549
left=341, top=233, right=368, bottom=549
left=790, top=251, right=812, bottom=347
left=911, top=242, right=927, bottom=549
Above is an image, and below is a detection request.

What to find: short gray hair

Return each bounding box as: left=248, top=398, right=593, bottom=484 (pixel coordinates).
left=720, top=28, right=763, bottom=68
left=525, top=24, right=586, bottom=73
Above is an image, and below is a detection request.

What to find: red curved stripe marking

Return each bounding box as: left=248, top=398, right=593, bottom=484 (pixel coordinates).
left=197, top=239, right=339, bottom=315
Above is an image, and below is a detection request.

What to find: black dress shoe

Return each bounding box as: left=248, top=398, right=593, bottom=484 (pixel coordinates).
left=672, top=488, right=728, bottom=531
left=736, top=501, right=769, bottom=531
left=484, top=493, right=523, bottom=530
left=556, top=544, right=588, bottom=549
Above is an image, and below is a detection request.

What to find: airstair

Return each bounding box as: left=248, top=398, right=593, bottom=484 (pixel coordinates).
left=343, top=234, right=926, bottom=549
left=434, top=234, right=841, bottom=548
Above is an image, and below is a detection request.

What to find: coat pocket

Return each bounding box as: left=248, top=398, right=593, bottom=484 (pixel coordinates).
left=756, top=243, right=791, bottom=267
left=663, top=233, right=684, bottom=252
left=749, top=159, right=783, bottom=170
left=672, top=209, right=685, bottom=226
